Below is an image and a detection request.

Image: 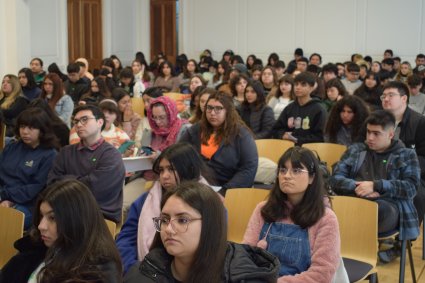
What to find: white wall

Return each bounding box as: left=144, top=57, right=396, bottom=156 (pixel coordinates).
left=1, top=0, right=424, bottom=77
left=103, top=0, right=150, bottom=67
left=179, top=0, right=425, bottom=65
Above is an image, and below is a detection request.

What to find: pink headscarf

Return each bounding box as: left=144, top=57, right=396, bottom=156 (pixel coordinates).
left=147, top=96, right=184, bottom=151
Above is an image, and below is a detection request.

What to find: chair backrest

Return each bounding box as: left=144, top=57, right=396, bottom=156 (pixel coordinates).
left=302, top=143, right=347, bottom=173
left=164, top=92, right=190, bottom=113
left=105, top=219, right=117, bottom=238
left=224, top=188, right=270, bottom=243
left=332, top=196, right=378, bottom=266
left=131, top=97, right=145, bottom=118
left=0, top=207, right=25, bottom=268
left=0, top=122, right=6, bottom=150
left=255, top=139, right=294, bottom=163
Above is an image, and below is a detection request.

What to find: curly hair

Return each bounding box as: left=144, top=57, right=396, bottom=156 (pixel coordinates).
left=325, top=95, right=369, bottom=143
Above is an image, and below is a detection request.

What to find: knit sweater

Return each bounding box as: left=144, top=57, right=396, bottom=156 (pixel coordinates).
left=47, top=141, right=125, bottom=222
left=243, top=201, right=340, bottom=283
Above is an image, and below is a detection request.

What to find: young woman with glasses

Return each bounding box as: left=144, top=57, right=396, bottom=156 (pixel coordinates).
left=116, top=142, right=214, bottom=274
left=243, top=147, right=341, bottom=282
left=124, top=181, right=279, bottom=282
left=179, top=92, right=258, bottom=196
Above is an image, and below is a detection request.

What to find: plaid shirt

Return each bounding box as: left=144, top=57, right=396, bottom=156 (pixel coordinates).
left=329, top=142, right=420, bottom=240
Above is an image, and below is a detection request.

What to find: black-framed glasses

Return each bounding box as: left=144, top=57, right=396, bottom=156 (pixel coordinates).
left=72, top=116, right=96, bottom=126
left=206, top=105, right=224, bottom=114
left=152, top=216, right=202, bottom=233
left=278, top=167, right=309, bottom=176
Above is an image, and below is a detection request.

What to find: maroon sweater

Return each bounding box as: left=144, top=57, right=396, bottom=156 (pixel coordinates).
left=47, top=141, right=125, bottom=222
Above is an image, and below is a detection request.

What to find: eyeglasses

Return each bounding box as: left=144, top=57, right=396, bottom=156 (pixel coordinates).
left=151, top=115, right=167, bottom=122
left=278, top=167, right=309, bottom=176
left=206, top=105, right=224, bottom=114
left=153, top=216, right=202, bottom=233
left=72, top=116, right=96, bottom=126
left=380, top=92, right=401, bottom=101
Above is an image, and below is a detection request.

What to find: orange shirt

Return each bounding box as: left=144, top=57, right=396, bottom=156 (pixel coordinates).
left=201, top=134, right=220, bottom=160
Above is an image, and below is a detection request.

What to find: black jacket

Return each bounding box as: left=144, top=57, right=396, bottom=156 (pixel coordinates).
left=398, top=106, right=425, bottom=178
left=0, top=235, right=47, bottom=283
left=238, top=104, right=275, bottom=139
left=124, top=242, right=279, bottom=283
left=179, top=123, right=258, bottom=190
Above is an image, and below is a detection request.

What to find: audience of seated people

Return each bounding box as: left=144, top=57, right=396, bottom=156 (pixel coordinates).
left=2, top=48, right=425, bottom=281
left=116, top=142, right=215, bottom=273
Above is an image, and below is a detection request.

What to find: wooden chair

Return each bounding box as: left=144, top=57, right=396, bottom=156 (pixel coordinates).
left=0, top=122, right=6, bottom=150
left=332, top=196, right=378, bottom=282
left=255, top=139, right=294, bottom=163
left=224, top=188, right=270, bottom=243
left=302, top=142, right=347, bottom=173
left=105, top=219, right=117, bottom=238
left=0, top=207, right=25, bottom=268
left=131, top=97, right=145, bottom=118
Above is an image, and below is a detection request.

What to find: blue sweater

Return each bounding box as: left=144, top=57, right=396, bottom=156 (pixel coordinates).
left=116, top=192, right=149, bottom=274
left=0, top=141, right=56, bottom=205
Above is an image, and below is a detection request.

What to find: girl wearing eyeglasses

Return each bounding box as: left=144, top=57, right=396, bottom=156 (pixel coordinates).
left=146, top=96, right=189, bottom=154
left=179, top=92, right=258, bottom=196
left=116, top=142, right=214, bottom=274
left=0, top=179, right=122, bottom=283
left=243, top=147, right=341, bottom=282
left=124, top=181, right=279, bottom=282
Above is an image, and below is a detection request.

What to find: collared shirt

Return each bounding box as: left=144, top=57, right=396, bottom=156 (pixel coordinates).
left=77, top=137, right=105, bottom=151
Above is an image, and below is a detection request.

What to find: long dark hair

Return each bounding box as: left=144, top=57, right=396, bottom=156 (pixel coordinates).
left=261, top=147, right=326, bottom=229
left=150, top=181, right=227, bottom=283
left=190, top=87, right=216, bottom=124
left=242, top=79, right=266, bottom=111
left=213, top=60, right=230, bottom=83
left=152, top=142, right=213, bottom=184
left=18, top=68, right=38, bottom=89
left=15, top=108, right=60, bottom=150
left=200, top=92, right=248, bottom=146
left=41, top=73, right=64, bottom=110
left=274, top=75, right=295, bottom=99
left=32, top=179, right=122, bottom=282
left=325, top=95, right=369, bottom=143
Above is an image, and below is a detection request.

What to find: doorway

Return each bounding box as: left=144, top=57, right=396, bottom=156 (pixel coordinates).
left=150, top=0, right=177, bottom=64
left=67, top=0, right=103, bottom=70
